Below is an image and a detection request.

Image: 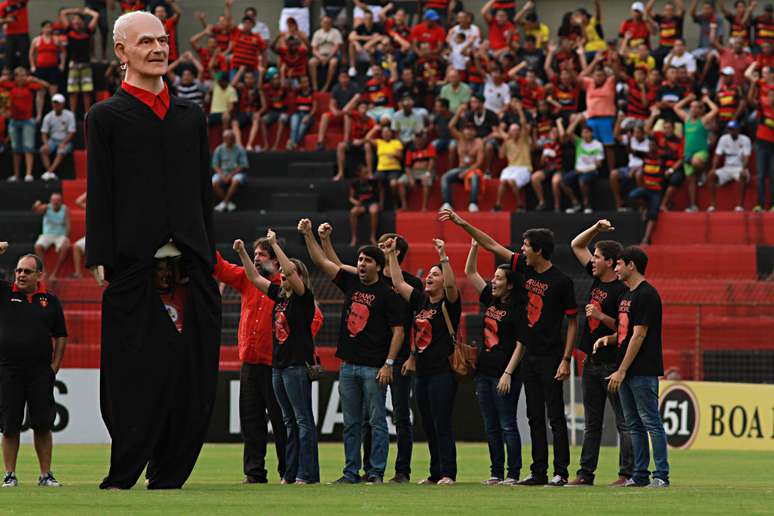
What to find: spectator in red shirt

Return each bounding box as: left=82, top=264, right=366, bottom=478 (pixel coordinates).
left=710, top=32, right=754, bottom=88
left=336, top=98, right=375, bottom=181
left=189, top=28, right=220, bottom=83
left=213, top=238, right=288, bottom=484
left=231, top=16, right=268, bottom=78
left=0, top=0, right=30, bottom=69
left=272, top=34, right=309, bottom=86
left=153, top=0, right=181, bottom=63
left=0, top=67, right=48, bottom=182
left=410, top=9, right=446, bottom=56
left=482, top=0, right=516, bottom=57
left=619, top=2, right=651, bottom=48
left=30, top=21, right=65, bottom=95
left=755, top=88, right=774, bottom=210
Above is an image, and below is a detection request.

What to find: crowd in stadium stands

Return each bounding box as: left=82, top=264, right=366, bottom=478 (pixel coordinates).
left=0, top=1, right=773, bottom=229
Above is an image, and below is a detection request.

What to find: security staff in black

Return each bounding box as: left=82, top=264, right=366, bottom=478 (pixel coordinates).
left=0, top=250, right=67, bottom=488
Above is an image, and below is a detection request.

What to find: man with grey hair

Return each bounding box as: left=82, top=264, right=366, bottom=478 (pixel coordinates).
left=86, top=10, right=221, bottom=490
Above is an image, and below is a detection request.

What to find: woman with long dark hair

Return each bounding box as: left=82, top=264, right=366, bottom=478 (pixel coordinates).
left=384, top=237, right=461, bottom=485
left=465, top=239, right=527, bottom=486
left=234, top=230, right=320, bottom=484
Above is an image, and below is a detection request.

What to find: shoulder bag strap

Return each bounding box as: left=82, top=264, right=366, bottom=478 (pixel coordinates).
left=440, top=300, right=457, bottom=346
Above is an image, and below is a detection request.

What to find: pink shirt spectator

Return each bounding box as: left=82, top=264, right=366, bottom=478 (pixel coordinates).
left=717, top=48, right=754, bottom=88
left=582, top=76, right=617, bottom=118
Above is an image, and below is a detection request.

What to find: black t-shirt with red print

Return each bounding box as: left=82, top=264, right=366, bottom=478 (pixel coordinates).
left=333, top=270, right=404, bottom=367
left=580, top=261, right=627, bottom=364
left=395, top=271, right=424, bottom=363
left=408, top=288, right=460, bottom=377
left=511, top=253, right=577, bottom=357
left=477, top=283, right=525, bottom=378
left=267, top=283, right=316, bottom=369
left=616, top=281, right=664, bottom=377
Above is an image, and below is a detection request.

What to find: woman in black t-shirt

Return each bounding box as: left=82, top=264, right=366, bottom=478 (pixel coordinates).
left=234, top=230, right=320, bottom=485
left=384, top=237, right=461, bottom=486
left=465, top=240, right=527, bottom=485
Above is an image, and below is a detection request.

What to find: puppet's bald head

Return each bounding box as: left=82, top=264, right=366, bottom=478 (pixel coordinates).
left=113, top=11, right=169, bottom=80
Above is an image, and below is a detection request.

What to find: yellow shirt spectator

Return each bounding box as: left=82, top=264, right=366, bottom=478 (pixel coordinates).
left=584, top=16, right=607, bottom=52
left=375, top=138, right=404, bottom=171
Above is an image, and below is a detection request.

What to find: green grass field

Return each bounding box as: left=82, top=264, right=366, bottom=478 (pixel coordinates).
left=1, top=443, right=772, bottom=514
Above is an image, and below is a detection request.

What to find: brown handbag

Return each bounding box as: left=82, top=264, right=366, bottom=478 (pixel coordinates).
left=441, top=301, right=479, bottom=382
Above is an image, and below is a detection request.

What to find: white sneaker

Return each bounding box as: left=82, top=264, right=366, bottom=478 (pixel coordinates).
left=437, top=477, right=455, bottom=485
left=565, top=204, right=581, bottom=214
left=348, top=66, right=357, bottom=77
left=734, top=205, right=744, bottom=212
left=2, top=472, right=17, bottom=487
left=41, top=171, right=58, bottom=181
left=468, top=203, right=479, bottom=213
left=24, top=175, right=34, bottom=182
left=482, top=477, right=502, bottom=485
left=498, top=477, right=519, bottom=486
left=685, top=205, right=699, bottom=213
left=6, top=176, right=17, bottom=182
left=583, top=207, right=593, bottom=214
left=226, top=201, right=237, bottom=212
left=707, top=205, right=716, bottom=212
left=440, top=202, right=452, bottom=211
left=646, top=478, right=670, bottom=488
left=214, top=201, right=227, bottom=212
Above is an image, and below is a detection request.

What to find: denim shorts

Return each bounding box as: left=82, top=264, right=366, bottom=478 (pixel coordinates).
left=9, top=119, right=36, bottom=153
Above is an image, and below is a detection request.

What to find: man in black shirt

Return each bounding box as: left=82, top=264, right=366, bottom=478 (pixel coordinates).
left=595, top=246, right=669, bottom=488
left=439, top=209, right=578, bottom=487
left=461, top=95, right=500, bottom=175
left=299, top=218, right=404, bottom=484
left=0, top=247, right=66, bottom=488
left=567, top=220, right=632, bottom=487
left=317, top=223, right=422, bottom=483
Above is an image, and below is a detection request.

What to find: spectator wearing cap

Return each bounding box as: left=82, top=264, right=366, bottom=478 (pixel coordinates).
left=619, top=2, right=651, bottom=49
left=39, top=93, right=75, bottom=182
left=212, top=129, right=248, bottom=213
left=708, top=119, right=752, bottom=211
left=0, top=67, right=49, bottom=182
left=32, top=193, right=70, bottom=281
left=410, top=9, right=447, bottom=58
left=309, top=15, right=343, bottom=92
left=260, top=67, right=290, bottom=151
left=279, top=0, right=310, bottom=38
left=0, top=246, right=67, bottom=489
left=710, top=34, right=754, bottom=87
left=716, top=65, right=747, bottom=130
left=392, top=93, right=427, bottom=145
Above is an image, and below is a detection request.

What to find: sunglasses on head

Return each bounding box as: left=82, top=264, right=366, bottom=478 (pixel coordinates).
left=15, top=267, right=38, bottom=274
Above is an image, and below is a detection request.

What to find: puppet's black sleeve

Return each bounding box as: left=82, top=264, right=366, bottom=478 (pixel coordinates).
left=85, top=109, right=116, bottom=271
left=199, top=110, right=215, bottom=260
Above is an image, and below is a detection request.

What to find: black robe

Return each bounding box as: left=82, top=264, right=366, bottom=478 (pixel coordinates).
left=86, top=89, right=221, bottom=489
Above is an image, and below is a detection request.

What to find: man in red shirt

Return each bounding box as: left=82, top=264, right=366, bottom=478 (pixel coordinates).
left=619, top=2, right=650, bottom=49
left=153, top=0, right=181, bottom=63
left=231, top=16, right=267, bottom=76
left=481, top=0, right=515, bottom=57
left=755, top=88, right=774, bottom=211
left=214, top=238, right=288, bottom=484
left=409, top=9, right=446, bottom=56
left=0, top=0, right=29, bottom=69
left=0, top=68, right=48, bottom=182
left=711, top=32, right=754, bottom=87
left=272, top=35, right=309, bottom=85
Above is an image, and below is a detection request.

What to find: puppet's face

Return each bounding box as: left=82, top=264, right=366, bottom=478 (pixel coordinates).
left=347, top=302, right=370, bottom=337
left=484, top=317, right=499, bottom=350
left=414, top=318, right=432, bottom=352
left=116, top=13, right=169, bottom=78
left=527, top=291, right=543, bottom=327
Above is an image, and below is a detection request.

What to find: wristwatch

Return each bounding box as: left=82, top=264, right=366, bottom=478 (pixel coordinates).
left=385, top=359, right=394, bottom=367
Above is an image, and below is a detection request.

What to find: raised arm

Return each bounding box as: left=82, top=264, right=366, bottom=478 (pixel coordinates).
left=701, top=94, right=719, bottom=126
left=265, top=229, right=305, bottom=295
left=318, top=222, right=357, bottom=273
left=481, top=0, right=495, bottom=23
left=233, top=238, right=271, bottom=293
left=298, top=218, right=340, bottom=279
left=571, top=219, right=614, bottom=267
left=434, top=239, right=459, bottom=304
left=673, top=93, right=694, bottom=121
left=440, top=208, right=514, bottom=262
left=84, top=7, right=100, bottom=32
left=464, top=239, right=487, bottom=293
left=384, top=237, right=413, bottom=302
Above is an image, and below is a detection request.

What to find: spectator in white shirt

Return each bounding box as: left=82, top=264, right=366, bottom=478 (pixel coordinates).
left=483, top=66, right=511, bottom=114
left=708, top=120, right=752, bottom=212
left=309, top=15, right=343, bottom=91
left=39, top=94, right=76, bottom=182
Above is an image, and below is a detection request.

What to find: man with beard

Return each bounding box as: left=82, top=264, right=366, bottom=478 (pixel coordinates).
left=86, top=11, right=221, bottom=489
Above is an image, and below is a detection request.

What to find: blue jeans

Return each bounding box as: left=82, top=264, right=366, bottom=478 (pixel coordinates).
left=362, top=366, right=414, bottom=477
left=415, top=371, right=457, bottom=480
left=618, top=375, right=670, bottom=485
left=290, top=112, right=313, bottom=146
left=272, top=367, right=320, bottom=483
left=441, top=167, right=479, bottom=206
left=9, top=119, right=36, bottom=153
left=475, top=374, right=522, bottom=480
left=339, top=362, right=388, bottom=480
left=629, top=187, right=662, bottom=221
left=756, top=140, right=774, bottom=208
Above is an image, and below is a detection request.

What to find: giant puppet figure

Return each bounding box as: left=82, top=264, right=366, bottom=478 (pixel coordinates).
left=85, top=11, right=221, bottom=489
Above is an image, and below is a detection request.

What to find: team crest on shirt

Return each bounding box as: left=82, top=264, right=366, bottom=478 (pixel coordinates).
left=165, top=304, right=178, bottom=322
left=39, top=298, right=48, bottom=308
